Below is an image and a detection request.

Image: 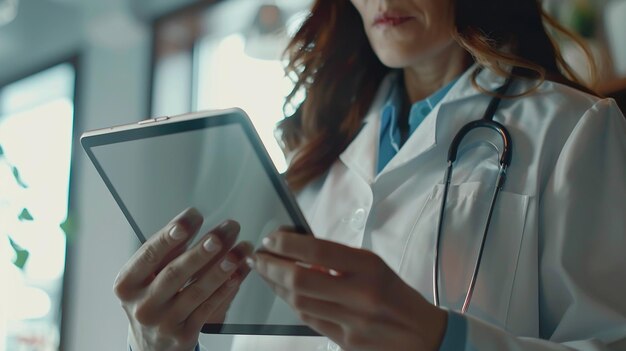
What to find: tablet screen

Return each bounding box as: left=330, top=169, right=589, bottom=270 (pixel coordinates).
left=82, top=110, right=315, bottom=335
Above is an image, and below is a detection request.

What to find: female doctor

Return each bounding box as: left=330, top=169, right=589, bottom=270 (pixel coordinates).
left=116, top=0, right=626, bottom=350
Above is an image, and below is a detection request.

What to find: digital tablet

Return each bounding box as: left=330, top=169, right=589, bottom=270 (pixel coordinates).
left=81, top=108, right=317, bottom=336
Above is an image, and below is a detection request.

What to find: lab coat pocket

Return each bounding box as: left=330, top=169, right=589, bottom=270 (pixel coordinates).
left=398, top=183, right=529, bottom=328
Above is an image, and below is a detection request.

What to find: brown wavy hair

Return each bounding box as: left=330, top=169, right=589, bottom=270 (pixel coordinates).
left=279, top=0, right=596, bottom=191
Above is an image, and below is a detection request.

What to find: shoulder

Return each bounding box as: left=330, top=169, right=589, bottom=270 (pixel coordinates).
left=465, top=65, right=620, bottom=123
left=511, top=78, right=626, bottom=178
left=514, top=78, right=599, bottom=112
left=506, top=78, right=624, bottom=138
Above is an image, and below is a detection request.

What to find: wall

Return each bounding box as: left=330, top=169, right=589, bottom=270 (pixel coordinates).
left=0, top=0, right=196, bottom=350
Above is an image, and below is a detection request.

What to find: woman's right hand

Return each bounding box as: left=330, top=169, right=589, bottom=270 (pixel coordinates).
left=114, top=208, right=253, bottom=351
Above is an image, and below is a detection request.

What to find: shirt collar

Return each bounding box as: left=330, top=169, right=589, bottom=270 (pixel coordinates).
left=381, top=72, right=460, bottom=135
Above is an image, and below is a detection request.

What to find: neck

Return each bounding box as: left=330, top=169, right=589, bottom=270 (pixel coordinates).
left=403, top=41, right=471, bottom=103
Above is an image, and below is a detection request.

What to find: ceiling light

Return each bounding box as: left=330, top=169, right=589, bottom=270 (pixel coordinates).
left=0, top=0, right=19, bottom=27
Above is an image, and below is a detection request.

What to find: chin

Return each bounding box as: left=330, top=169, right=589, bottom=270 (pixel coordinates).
left=376, top=52, right=418, bottom=69
left=370, top=41, right=428, bottom=69
left=373, top=39, right=462, bottom=70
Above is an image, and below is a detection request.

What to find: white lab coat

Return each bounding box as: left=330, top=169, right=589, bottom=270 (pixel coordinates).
left=202, top=66, right=626, bottom=351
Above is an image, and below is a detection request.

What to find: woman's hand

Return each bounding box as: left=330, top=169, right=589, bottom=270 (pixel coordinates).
left=252, top=230, right=448, bottom=351
left=114, top=208, right=253, bottom=351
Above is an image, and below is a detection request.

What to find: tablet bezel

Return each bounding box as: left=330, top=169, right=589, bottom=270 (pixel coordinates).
left=81, top=108, right=318, bottom=336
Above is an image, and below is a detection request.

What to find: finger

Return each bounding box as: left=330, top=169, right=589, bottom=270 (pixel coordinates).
left=170, top=242, right=254, bottom=323
left=208, top=255, right=253, bottom=323
left=184, top=279, right=239, bottom=333
left=147, top=220, right=240, bottom=304
left=265, top=282, right=375, bottom=349
left=254, top=252, right=356, bottom=306
left=184, top=260, right=251, bottom=332
left=276, top=225, right=297, bottom=232
left=261, top=231, right=376, bottom=273
left=298, top=313, right=344, bottom=345
left=203, top=274, right=243, bottom=324
left=300, top=312, right=384, bottom=351
left=261, top=274, right=361, bottom=328
left=115, top=208, right=204, bottom=298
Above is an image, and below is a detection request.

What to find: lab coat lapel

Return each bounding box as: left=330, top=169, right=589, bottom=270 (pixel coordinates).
left=338, top=74, right=396, bottom=184
left=338, top=66, right=509, bottom=185
left=377, top=65, right=508, bottom=178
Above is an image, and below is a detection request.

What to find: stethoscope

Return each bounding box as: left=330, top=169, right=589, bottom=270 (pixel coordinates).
left=433, top=76, right=515, bottom=314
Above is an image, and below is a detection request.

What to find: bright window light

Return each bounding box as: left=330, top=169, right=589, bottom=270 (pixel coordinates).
left=0, top=62, right=75, bottom=351
left=195, top=33, right=293, bottom=172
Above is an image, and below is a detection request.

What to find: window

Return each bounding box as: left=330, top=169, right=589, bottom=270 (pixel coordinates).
left=151, top=0, right=312, bottom=173
left=0, top=61, right=76, bottom=351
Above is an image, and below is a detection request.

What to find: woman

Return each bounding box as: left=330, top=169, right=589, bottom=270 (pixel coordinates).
left=116, top=0, right=626, bottom=350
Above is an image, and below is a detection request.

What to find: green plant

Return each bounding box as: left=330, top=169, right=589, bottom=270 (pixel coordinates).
left=0, top=143, right=34, bottom=270
left=570, top=0, right=596, bottom=38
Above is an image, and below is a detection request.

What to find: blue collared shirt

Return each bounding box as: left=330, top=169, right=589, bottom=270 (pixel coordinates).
left=377, top=74, right=458, bottom=173
left=439, top=310, right=468, bottom=351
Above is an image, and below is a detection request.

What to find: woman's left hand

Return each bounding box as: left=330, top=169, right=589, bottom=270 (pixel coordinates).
left=251, top=230, right=448, bottom=351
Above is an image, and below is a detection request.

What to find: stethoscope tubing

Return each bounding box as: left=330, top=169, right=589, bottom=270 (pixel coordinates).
left=433, top=76, right=514, bottom=314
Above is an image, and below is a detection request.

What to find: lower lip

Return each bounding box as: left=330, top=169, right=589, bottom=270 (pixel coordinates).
left=374, top=17, right=414, bottom=27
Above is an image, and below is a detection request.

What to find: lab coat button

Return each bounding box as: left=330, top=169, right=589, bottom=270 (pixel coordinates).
left=350, top=208, right=367, bottom=230
left=326, top=342, right=341, bottom=351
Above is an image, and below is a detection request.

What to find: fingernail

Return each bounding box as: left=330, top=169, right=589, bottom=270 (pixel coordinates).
left=186, top=208, right=203, bottom=228
left=218, top=220, right=239, bottom=237
left=220, top=258, right=237, bottom=272
left=177, top=207, right=203, bottom=227
left=227, top=278, right=240, bottom=288
left=169, top=224, right=187, bottom=240
left=262, top=236, right=274, bottom=248
left=245, top=256, right=256, bottom=269
left=203, top=235, right=221, bottom=253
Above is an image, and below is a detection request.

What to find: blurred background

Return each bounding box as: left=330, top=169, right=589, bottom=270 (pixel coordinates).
left=0, top=0, right=624, bottom=350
